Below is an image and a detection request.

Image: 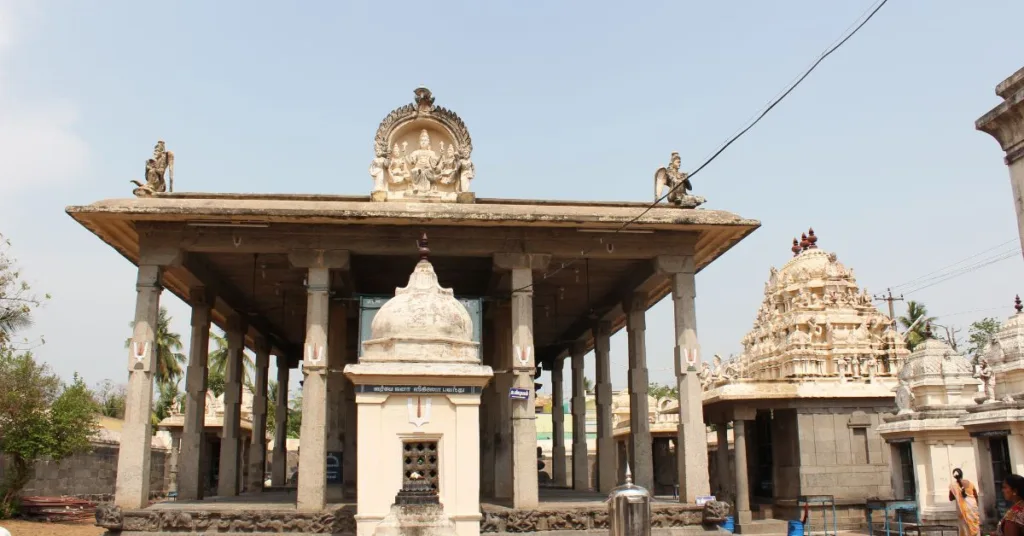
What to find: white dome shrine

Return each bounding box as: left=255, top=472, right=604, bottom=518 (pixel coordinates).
left=361, top=240, right=479, bottom=364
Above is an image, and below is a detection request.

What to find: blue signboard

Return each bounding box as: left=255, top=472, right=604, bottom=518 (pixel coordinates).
left=358, top=295, right=482, bottom=357
left=326, top=451, right=342, bottom=484
left=509, top=388, right=530, bottom=400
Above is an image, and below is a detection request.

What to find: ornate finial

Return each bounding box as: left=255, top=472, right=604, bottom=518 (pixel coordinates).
left=624, top=462, right=633, bottom=486
left=414, top=87, right=435, bottom=111
left=800, top=233, right=810, bottom=250
left=1016, top=294, right=1022, bottom=313
left=417, top=232, right=430, bottom=261
left=791, top=238, right=802, bottom=257
left=806, top=228, right=818, bottom=248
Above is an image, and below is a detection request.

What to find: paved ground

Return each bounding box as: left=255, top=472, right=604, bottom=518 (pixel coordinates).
left=0, top=519, right=104, bottom=535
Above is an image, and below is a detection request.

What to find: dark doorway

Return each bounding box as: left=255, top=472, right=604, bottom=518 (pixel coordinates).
left=896, top=442, right=915, bottom=500
left=991, top=436, right=1012, bottom=518
left=754, top=410, right=774, bottom=498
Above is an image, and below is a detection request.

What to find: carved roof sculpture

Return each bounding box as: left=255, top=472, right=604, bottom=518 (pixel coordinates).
left=369, top=87, right=476, bottom=203
left=957, top=297, right=1024, bottom=428
left=653, top=151, right=705, bottom=208
left=895, top=329, right=979, bottom=410
left=359, top=234, right=480, bottom=365
left=157, top=390, right=255, bottom=436
left=705, top=229, right=909, bottom=395
left=879, top=326, right=981, bottom=435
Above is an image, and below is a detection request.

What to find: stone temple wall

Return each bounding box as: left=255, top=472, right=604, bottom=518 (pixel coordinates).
left=0, top=441, right=171, bottom=501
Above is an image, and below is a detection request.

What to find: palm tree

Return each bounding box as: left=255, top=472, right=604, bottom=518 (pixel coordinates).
left=152, top=380, right=182, bottom=426
left=898, top=300, right=936, bottom=351
left=124, top=306, right=186, bottom=386
left=208, top=329, right=255, bottom=396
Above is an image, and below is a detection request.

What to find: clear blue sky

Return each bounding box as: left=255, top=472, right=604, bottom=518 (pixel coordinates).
left=1, top=0, right=1022, bottom=397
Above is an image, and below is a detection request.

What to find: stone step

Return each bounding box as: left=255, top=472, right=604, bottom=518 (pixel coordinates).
left=737, top=519, right=791, bottom=535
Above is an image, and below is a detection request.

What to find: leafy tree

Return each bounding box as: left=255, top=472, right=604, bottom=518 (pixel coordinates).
left=898, top=300, right=936, bottom=351
left=123, top=306, right=186, bottom=387
left=287, top=390, right=302, bottom=438
left=152, top=381, right=182, bottom=427
left=0, top=234, right=48, bottom=351
left=94, top=380, right=126, bottom=419
left=0, top=352, right=97, bottom=517
left=648, top=382, right=678, bottom=400
left=207, top=329, right=255, bottom=397
left=967, top=317, right=1001, bottom=362
left=583, top=376, right=594, bottom=394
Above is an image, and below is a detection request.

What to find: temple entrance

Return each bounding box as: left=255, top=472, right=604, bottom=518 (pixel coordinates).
left=991, top=436, right=1012, bottom=517
left=896, top=442, right=915, bottom=500
left=754, top=410, right=774, bottom=499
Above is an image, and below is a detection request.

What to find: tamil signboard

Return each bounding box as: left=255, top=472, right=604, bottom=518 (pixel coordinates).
left=509, top=388, right=530, bottom=400
left=355, top=385, right=483, bottom=395
left=326, top=451, right=342, bottom=484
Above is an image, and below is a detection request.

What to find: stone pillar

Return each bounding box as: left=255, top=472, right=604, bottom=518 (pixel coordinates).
left=733, top=409, right=755, bottom=527
left=480, top=317, right=496, bottom=496
left=976, top=67, right=1024, bottom=261
left=247, top=337, right=271, bottom=492
left=716, top=424, right=731, bottom=499
left=593, top=321, right=615, bottom=493
left=570, top=342, right=589, bottom=490
left=551, top=356, right=567, bottom=487
left=178, top=287, right=213, bottom=501
left=290, top=249, right=349, bottom=512
left=493, top=302, right=514, bottom=499
left=494, top=252, right=550, bottom=509
left=218, top=315, right=248, bottom=497
left=271, top=356, right=290, bottom=487
left=659, top=256, right=711, bottom=502
left=623, top=292, right=654, bottom=491
left=115, top=254, right=171, bottom=509
left=167, top=432, right=181, bottom=496
left=326, top=301, right=347, bottom=502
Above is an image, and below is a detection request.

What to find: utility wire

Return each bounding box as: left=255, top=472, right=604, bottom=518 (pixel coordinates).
left=507, top=0, right=891, bottom=297
left=890, top=238, right=1019, bottom=291
left=903, top=250, right=1020, bottom=296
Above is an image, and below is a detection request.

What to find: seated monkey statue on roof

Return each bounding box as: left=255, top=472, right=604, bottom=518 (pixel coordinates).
left=130, top=140, right=174, bottom=197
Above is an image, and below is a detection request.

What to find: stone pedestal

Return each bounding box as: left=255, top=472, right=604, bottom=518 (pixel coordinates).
left=346, top=255, right=493, bottom=536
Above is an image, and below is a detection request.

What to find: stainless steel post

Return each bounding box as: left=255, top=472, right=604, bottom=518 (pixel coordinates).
left=607, top=464, right=651, bottom=536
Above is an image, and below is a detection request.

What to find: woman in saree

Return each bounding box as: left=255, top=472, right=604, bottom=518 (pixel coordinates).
left=997, top=474, right=1024, bottom=536
left=949, top=468, right=980, bottom=536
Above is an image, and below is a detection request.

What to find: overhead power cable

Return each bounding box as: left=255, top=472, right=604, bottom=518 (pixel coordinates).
left=890, top=238, right=1019, bottom=291
left=506, top=0, right=891, bottom=297
left=902, top=250, right=1020, bottom=296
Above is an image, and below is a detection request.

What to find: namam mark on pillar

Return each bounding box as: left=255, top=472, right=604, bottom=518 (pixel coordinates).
left=131, top=341, right=151, bottom=369
left=304, top=343, right=324, bottom=365
left=514, top=345, right=533, bottom=367
left=407, top=397, right=432, bottom=428
left=682, top=348, right=698, bottom=371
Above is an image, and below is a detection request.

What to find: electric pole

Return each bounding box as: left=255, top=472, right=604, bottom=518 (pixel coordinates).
left=874, top=288, right=904, bottom=328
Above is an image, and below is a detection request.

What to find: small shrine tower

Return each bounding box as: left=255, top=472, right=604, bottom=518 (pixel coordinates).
left=345, top=235, right=494, bottom=536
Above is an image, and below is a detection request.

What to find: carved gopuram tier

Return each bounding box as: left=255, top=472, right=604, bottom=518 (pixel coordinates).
left=705, top=232, right=909, bottom=390
left=369, top=87, right=476, bottom=203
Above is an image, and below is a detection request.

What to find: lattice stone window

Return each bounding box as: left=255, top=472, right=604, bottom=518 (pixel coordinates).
left=403, top=440, right=439, bottom=491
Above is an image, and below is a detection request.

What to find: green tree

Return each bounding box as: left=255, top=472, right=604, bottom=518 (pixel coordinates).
left=967, top=317, right=1001, bottom=362
left=898, top=300, right=936, bottom=351
left=0, top=352, right=98, bottom=517
left=648, top=382, right=678, bottom=400
left=124, top=306, right=186, bottom=387
left=583, top=376, right=594, bottom=394
left=94, top=380, right=126, bottom=419
left=0, top=234, right=48, bottom=351
left=287, top=390, right=302, bottom=438
left=152, top=381, right=182, bottom=427
left=207, top=329, right=255, bottom=397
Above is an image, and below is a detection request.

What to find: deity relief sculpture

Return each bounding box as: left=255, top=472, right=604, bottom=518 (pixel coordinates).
left=130, top=140, right=174, bottom=197
left=369, top=87, right=476, bottom=202
left=863, top=355, right=878, bottom=383
left=895, top=378, right=914, bottom=415
left=698, top=362, right=713, bottom=390
left=836, top=356, right=849, bottom=382
left=974, top=357, right=996, bottom=403
left=654, top=152, right=705, bottom=208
